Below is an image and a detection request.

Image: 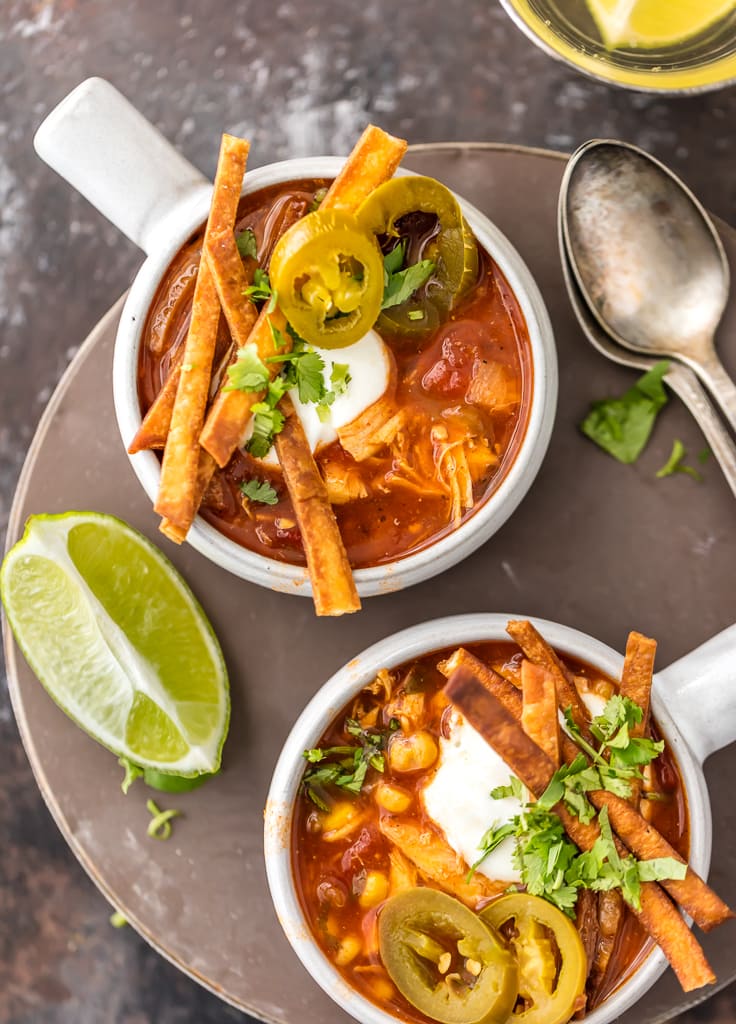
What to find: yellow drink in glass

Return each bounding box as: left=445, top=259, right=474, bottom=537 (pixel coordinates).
left=499, top=0, right=736, bottom=92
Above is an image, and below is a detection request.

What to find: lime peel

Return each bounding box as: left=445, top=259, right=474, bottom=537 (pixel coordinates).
left=1, top=512, right=229, bottom=776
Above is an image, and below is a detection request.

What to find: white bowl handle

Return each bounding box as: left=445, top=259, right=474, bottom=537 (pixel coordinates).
left=657, top=623, right=736, bottom=763
left=34, top=77, right=211, bottom=255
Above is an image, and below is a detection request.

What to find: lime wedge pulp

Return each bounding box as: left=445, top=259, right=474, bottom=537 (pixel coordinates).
left=585, top=0, right=736, bottom=49
left=1, top=512, right=229, bottom=776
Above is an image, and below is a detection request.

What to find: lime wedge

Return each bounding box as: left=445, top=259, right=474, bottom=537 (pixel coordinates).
left=1, top=512, right=229, bottom=776
left=585, top=0, right=735, bottom=49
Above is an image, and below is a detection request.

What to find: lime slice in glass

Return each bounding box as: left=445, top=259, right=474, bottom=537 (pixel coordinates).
left=1, top=512, right=229, bottom=776
left=585, top=0, right=736, bottom=49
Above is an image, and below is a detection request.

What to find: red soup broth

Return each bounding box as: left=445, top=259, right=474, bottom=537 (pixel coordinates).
left=138, top=179, right=533, bottom=568
left=291, top=642, right=689, bottom=1024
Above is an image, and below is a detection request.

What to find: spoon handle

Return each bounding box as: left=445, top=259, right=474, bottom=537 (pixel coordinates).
left=665, top=363, right=736, bottom=499
left=690, top=348, right=736, bottom=437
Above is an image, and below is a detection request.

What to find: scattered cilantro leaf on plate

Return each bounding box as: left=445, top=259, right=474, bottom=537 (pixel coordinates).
left=656, top=439, right=702, bottom=481
left=580, top=360, right=670, bottom=464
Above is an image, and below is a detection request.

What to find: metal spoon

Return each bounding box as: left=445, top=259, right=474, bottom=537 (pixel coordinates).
left=560, top=139, right=736, bottom=434
left=558, top=203, right=736, bottom=498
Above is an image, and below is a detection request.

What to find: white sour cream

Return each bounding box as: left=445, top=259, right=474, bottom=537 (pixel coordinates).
left=422, top=710, right=525, bottom=883
left=422, top=692, right=609, bottom=883
left=244, top=329, right=391, bottom=465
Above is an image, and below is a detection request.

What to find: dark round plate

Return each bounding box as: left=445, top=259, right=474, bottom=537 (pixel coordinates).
left=4, top=144, right=736, bottom=1024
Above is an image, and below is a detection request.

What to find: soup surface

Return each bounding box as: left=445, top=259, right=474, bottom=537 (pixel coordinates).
left=138, top=179, right=533, bottom=568
left=291, top=641, right=688, bottom=1024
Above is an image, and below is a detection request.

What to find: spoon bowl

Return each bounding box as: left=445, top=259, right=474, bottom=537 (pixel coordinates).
left=561, top=140, right=736, bottom=432
left=557, top=197, right=736, bottom=498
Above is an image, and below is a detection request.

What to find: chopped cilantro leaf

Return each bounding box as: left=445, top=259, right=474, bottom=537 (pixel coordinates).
left=236, top=227, right=258, bottom=260
left=580, top=361, right=670, bottom=464
left=295, top=350, right=327, bottom=404
left=382, top=257, right=435, bottom=310
left=224, top=343, right=270, bottom=393
left=240, top=478, right=279, bottom=505
left=302, top=717, right=393, bottom=808
left=330, top=362, right=352, bottom=396
left=383, top=241, right=406, bottom=277
left=656, top=439, right=702, bottom=481
left=247, top=403, right=285, bottom=459
left=244, top=267, right=274, bottom=306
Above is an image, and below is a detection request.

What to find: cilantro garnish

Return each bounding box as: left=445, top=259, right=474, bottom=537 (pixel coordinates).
left=308, top=186, right=329, bottom=213
left=302, top=718, right=398, bottom=810
left=580, top=361, right=670, bottom=464
left=236, top=227, right=258, bottom=260
left=243, top=267, right=277, bottom=313
left=469, top=692, right=679, bottom=915
left=224, top=343, right=270, bottom=393
left=381, top=241, right=435, bottom=310
left=240, top=478, right=279, bottom=505
left=247, top=401, right=285, bottom=459
left=118, top=756, right=143, bottom=794
left=146, top=798, right=181, bottom=840
left=656, top=439, right=702, bottom=481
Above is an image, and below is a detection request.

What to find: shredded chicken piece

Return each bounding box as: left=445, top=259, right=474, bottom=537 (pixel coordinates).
left=337, top=393, right=404, bottom=461
left=385, top=692, right=426, bottom=732
left=388, top=848, right=418, bottom=896
left=466, top=359, right=521, bottom=414
left=320, top=457, right=369, bottom=505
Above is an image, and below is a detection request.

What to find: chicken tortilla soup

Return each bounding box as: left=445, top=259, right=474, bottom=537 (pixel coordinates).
left=132, top=128, right=532, bottom=615
left=291, top=621, right=732, bottom=1024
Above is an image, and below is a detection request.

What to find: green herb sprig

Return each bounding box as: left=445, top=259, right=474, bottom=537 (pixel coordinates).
left=240, top=478, right=279, bottom=505
left=302, top=718, right=399, bottom=811
left=580, top=361, right=669, bottom=464
left=381, top=241, right=435, bottom=310
left=656, top=439, right=702, bottom=481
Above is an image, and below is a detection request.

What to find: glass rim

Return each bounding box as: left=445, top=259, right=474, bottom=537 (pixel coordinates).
left=498, top=0, right=736, bottom=94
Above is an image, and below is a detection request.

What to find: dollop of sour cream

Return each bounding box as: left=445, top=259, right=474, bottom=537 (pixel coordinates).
left=246, top=328, right=391, bottom=465
left=422, top=691, right=609, bottom=882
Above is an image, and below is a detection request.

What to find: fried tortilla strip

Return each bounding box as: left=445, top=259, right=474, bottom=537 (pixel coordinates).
left=379, top=817, right=506, bottom=908
left=438, top=648, right=522, bottom=714
left=205, top=230, right=258, bottom=351
left=507, top=619, right=594, bottom=743
left=589, top=632, right=657, bottom=999
left=521, top=659, right=560, bottom=765
left=321, top=124, right=407, bottom=212
left=129, top=359, right=182, bottom=453
left=588, top=790, right=733, bottom=931
left=159, top=450, right=217, bottom=544
left=274, top=395, right=360, bottom=616
left=444, top=667, right=717, bottom=993
left=200, top=304, right=292, bottom=467
left=155, top=135, right=249, bottom=527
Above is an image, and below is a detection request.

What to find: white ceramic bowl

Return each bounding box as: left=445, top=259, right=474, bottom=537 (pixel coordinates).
left=265, top=614, right=736, bottom=1024
left=35, top=78, right=557, bottom=600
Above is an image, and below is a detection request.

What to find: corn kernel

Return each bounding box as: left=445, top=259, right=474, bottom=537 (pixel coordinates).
left=388, top=731, right=439, bottom=773
left=368, top=976, right=396, bottom=1002
left=375, top=782, right=412, bottom=813
left=334, top=934, right=362, bottom=966
left=358, top=870, right=390, bottom=909
left=323, top=802, right=363, bottom=842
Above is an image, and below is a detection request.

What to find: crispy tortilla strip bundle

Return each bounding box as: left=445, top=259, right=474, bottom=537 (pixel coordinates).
left=320, top=125, right=407, bottom=212
left=440, top=647, right=731, bottom=934
left=154, top=134, right=250, bottom=527
left=443, top=666, right=717, bottom=993
left=200, top=126, right=406, bottom=469
left=507, top=619, right=594, bottom=743
left=588, top=790, right=733, bottom=931
left=274, top=396, right=360, bottom=616
left=521, top=659, right=560, bottom=765
left=200, top=306, right=292, bottom=467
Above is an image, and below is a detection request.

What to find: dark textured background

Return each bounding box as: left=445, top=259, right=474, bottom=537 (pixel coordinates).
left=1, top=1, right=735, bottom=1022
